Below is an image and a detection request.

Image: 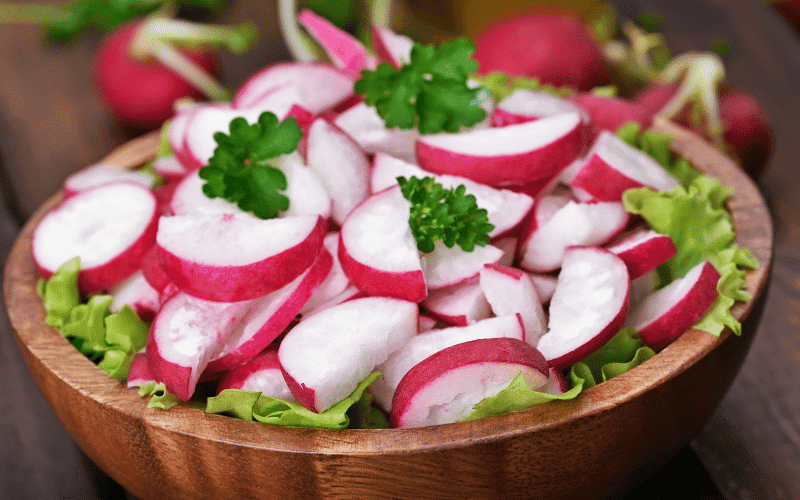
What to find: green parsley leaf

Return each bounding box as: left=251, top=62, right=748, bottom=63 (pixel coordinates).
left=397, top=176, right=493, bottom=253
left=198, top=111, right=301, bottom=219
left=354, top=38, right=487, bottom=134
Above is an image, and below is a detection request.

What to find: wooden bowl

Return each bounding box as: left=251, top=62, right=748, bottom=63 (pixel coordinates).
left=3, top=117, right=772, bottom=500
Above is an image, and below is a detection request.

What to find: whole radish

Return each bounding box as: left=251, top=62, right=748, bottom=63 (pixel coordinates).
left=473, top=10, right=609, bottom=91
left=92, top=16, right=256, bottom=129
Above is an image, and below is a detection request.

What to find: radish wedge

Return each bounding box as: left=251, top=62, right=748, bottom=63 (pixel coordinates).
left=372, top=314, right=525, bottom=412
left=333, top=102, right=420, bottom=163
left=300, top=232, right=350, bottom=315
left=297, top=9, right=374, bottom=78
left=625, top=261, right=721, bottom=351
left=390, top=337, right=548, bottom=428
left=127, top=350, right=154, bottom=388
left=606, top=227, right=677, bottom=280
left=62, top=163, right=156, bottom=199
left=422, top=241, right=505, bottom=290
left=415, top=112, right=585, bottom=186
left=537, top=247, right=630, bottom=369
left=479, top=263, right=547, bottom=346
left=420, top=281, right=492, bottom=327
left=216, top=347, right=295, bottom=401
left=32, top=182, right=159, bottom=295
left=108, top=270, right=160, bottom=323
left=371, top=25, right=413, bottom=68
left=278, top=296, right=419, bottom=413
left=338, top=186, right=427, bottom=302
left=156, top=213, right=326, bottom=302
left=490, top=89, right=587, bottom=127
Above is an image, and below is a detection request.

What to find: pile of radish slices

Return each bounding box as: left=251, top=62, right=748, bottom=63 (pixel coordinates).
left=32, top=18, right=727, bottom=429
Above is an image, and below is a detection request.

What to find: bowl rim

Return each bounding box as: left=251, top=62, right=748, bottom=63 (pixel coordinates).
left=3, top=117, right=773, bottom=455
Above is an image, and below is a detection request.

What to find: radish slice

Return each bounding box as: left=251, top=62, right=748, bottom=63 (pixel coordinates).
left=146, top=292, right=250, bottom=401
left=108, top=270, right=160, bottom=322
left=420, top=281, right=492, bottom=327
left=32, top=182, right=159, bottom=295
left=156, top=213, right=326, bottom=302
left=279, top=153, right=333, bottom=220
left=300, top=284, right=365, bottom=318
left=169, top=169, right=240, bottom=217
left=372, top=314, right=525, bottom=412
left=141, top=246, right=172, bottom=294
left=182, top=103, right=265, bottom=170
left=216, top=347, right=295, bottom=401
left=62, top=163, right=156, bottom=198
left=278, top=296, right=419, bottom=413
left=540, top=368, right=569, bottom=395
left=390, top=337, right=549, bottom=428
left=204, top=246, right=333, bottom=373
left=300, top=232, right=350, bottom=315
left=421, top=241, right=505, bottom=290
left=528, top=272, right=558, bottom=304
left=338, top=186, right=427, bottom=302
left=479, top=263, right=547, bottom=346
left=490, top=89, right=587, bottom=127
left=415, top=112, right=585, bottom=186
left=537, top=247, right=630, bottom=369
left=625, top=261, right=721, bottom=351
left=297, top=9, right=375, bottom=78
left=333, top=102, right=420, bottom=163
left=127, top=350, right=153, bottom=388
left=606, top=227, right=677, bottom=280
left=152, top=156, right=189, bottom=184
left=371, top=25, right=413, bottom=68
left=570, top=131, right=680, bottom=201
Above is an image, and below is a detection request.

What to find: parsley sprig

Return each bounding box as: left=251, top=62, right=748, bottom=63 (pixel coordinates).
left=198, top=111, right=301, bottom=219
left=397, top=176, right=494, bottom=253
left=354, top=38, right=487, bottom=134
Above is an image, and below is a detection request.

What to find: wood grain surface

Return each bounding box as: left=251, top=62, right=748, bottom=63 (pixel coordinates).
left=0, top=0, right=798, bottom=499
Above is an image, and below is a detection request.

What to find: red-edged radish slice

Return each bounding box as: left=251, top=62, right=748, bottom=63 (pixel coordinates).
left=297, top=9, right=375, bottom=78
left=493, top=237, right=517, bottom=266
left=204, top=246, right=333, bottom=373
left=146, top=292, right=250, bottom=401
left=370, top=153, right=534, bottom=239
left=182, top=103, right=265, bottom=170
left=62, top=163, right=156, bottom=198
left=306, top=118, right=370, bottom=225
left=169, top=103, right=201, bottom=170
left=32, top=182, right=159, bottom=295
left=422, top=241, right=505, bottom=290
left=169, top=168, right=240, bottom=217
left=279, top=296, right=419, bottom=413
left=490, top=89, right=587, bottom=127
left=570, top=131, right=680, bottom=201
left=216, top=346, right=295, bottom=401
left=371, top=25, right=413, bottom=68
left=540, top=367, right=569, bottom=395
left=300, top=284, right=365, bottom=319
left=630, top=269, right=660, bottom=306
left=537, top=247, right=630, bottom=369
left=606, top=227, right=677, bottom=280
left=279, top=153, right=333, bottom=220
left=108, top=270, right=160, bottom=322
left=141, top=246, right=172, bottom=294
left=372, top=314, right=526, bottom=412
left=418, top=314, right=438, bottom=333
left=234, top=62, right=355, bottom=113
left=625, top=261, right=721, bottom=351
left=420, top=281, right=491, bottom=327
left=338, top=186, right=427, bottom=302
left=127, top=350, right=153, bottom=388
left=333, top=102, right=420, bottom=163
left=156, top=213, right=326, bottom=302
left=300, top=232, right=350, bottom=315
left=517, top=199, right=629, bottom=272
left=152, top=156, right=189, bottom=184
left=415, top=112, right=585, bottom=186
left=528, top=272, right=558, bottom=305
left=390, top=337, right=548, bottom=428
left=479, top=263, right=547, bottom=346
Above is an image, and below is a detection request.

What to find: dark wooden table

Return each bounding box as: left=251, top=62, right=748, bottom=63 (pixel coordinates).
left=1, top=0, right=798, bottom=498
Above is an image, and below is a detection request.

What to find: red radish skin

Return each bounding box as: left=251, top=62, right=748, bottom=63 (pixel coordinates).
left=296, top=9, right=374, bottom=78
left=606, top=228, right=677, bottom=280
left=568, top=93, right=652, bottom=137
left=156, top=214, right=327, bottom=303
left=32, top=182, right=160, bottom=295
left=626, top=261, right=721, bottom=351
left=540, top=367, right=569, bottom=395
left=390, top=337, right=549, bottom=428
left=474, top=11, right=609, bottom=91
left=127, top=351, right=154, bottom=388
left=108, top=271, right=161, bottom=323
left=371, top=25, right=413, bottom=68
left=216, top=347, right=296, bottom=401
left=141, top=246, right=173, bottom=294
left=490, top=89, right=588, bottom=128
left=92, top=21, right=220, bottom=129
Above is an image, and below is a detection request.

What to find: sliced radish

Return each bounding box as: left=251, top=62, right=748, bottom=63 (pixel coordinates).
left=204, top=246, right=332, bottom=373
left=570, top=131, right=680, bottom=202
left=493, top=237, right=517, bottom=266
left=333, top=102, right=420, bottom=163
left=146, top=292, right=250, bottom=401
left=169, top=168, right=240, bottom=217
left=279, top=152, right=333, bottom=220
left=169, top=103, right=201, bottom=170
left=141, top=246, right=172, bottom=294
left=152, top=156, right=190, bottom=184
left=420, top=281, right=491, bottom=327
left=156, top=213, right=326, bottom=302
left=306, top=118, right=370, bottom=225
left=216, top=346, right=295, bottom=401
left=630, top=269, right=660, bottom=306
left=127, top=350, right=154, bottom=388
left=390, top=337, right=548, bottom=428
left=338, top=186, right=426, bottom=302
left=371, top=25, right=413, bottom=68
left=278, top=296, right=419, bottom=413
left=540, top=368, right=569, bottom=395
left=517, top=200, right=629, bottom=272
left=182, top=103, right=265, bottom=170
left=108, top=270, right=161, bottom=322
left=421, top=241, right=505, bottom=290
left=537, top=247, right=630, bottom=369
left=479, top=263, right=547, bottom=346
left=418, top=314, right=438, bottom=333
left=32, top=182, right=159, bottom=295
left=415, top=112, right=585, bottom=186
left=297, top=9, right=375, bottom=78
left=300, top=284, right=365, bottom=318
left=234, top=62, right=356, bottom=113
left=625, top=261, right=721, bottom=351
left=372, top=314, right=526, bottom=412
left=606, top=227, right=677, bottom=280
left=62, top=163, right=156, bottom=199
left=490, top=89, right=587, bottom=127
left=528, top=272, right=558, bottom=304
left=300, top=232, right=350, bottom=315
left=370, top=153, right=534, bottom=239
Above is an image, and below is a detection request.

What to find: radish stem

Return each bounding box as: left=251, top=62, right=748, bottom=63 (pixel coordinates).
left=278, top=0, right=321, bottom=62
left=147, top=39, right=231, bottom=101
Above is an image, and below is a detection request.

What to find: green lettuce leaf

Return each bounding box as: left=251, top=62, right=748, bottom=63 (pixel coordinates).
left=206, top=372, right=382, bottom=429
left=569, top=328, right=656, bottom=388
left=37, top=256, right=81, bottom=328
left=138, top=381, right=181, bottom=410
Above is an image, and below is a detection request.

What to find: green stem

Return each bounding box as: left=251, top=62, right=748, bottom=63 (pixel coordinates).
left=277, top=0, right=321, bottom=62
left=146, top=38, right=231, bottom=101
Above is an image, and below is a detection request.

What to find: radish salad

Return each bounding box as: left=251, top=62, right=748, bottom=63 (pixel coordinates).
left=33, top=13, right=758, bottom=429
